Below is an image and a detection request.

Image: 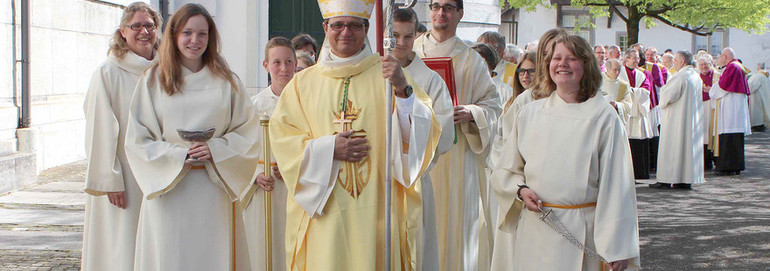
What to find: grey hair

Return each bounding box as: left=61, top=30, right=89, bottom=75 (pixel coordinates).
left=624, top=48, right=639, bottom=58
left=605, top=58, right=622, bottom=69
left=504, top=44, right=523, bottom=59
left=661, top=53, right=674, bottom=61
left=677, top=50, right=694, bottom=66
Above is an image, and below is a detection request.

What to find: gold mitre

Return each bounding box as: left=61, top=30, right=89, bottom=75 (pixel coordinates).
left=318, top=0, right=375, bottom=20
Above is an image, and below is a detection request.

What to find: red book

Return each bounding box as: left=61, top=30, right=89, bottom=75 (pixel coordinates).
left=422, top=57, right=458, bottom=107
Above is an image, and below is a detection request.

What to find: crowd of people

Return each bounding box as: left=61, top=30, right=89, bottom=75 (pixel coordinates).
left=80, top=0, right=770, bottom=271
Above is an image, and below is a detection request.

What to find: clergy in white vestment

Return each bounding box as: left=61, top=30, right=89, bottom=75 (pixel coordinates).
left=619, top=49, right=655, bottom=180
left=81, top=3, right=161, bottom=271
left=600, top=59, right=633, bottom=125
left=125, top=5, right=260, bottom=270
left=268, top=1, right=442, bottom=269
left=491, top=34, right=639, bottom=271
left=393, top=8, right=454, bottom=271
left=709, top=48, right=752, bottom=176
left=413, top=1, right=502, bottom=270
left=651, top=51, right=705, bottom=189
left=240, top=37, right=297, bottom=271
left=697, top=56, right=720, bottom=170
left=748, top=65, right=770, bottom=131
left=478, top=31, right=517, bottom=89
left=473, top=43, right=514, bottom=112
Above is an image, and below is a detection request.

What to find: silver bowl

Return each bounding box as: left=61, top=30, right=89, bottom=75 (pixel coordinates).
left=176, top=127, right=216, bottom=142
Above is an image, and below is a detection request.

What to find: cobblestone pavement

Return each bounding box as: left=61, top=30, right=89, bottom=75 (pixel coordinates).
left=0, top=132, right=768, bottom=270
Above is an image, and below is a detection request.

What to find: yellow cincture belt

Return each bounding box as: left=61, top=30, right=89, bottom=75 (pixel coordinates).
left=542, top=202, right=597, bottom=209
left=190, top=165, right=206, bottom=170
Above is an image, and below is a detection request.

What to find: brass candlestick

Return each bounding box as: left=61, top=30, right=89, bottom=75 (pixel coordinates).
left=260, top=116, right=273, bottom=271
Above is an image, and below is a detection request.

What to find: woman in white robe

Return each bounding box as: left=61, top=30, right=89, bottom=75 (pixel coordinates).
left=125, top=4, right=259, bottom=270
left=491, top=34, right=640, bottom=271
left=81, top=3, right=161, bottom=270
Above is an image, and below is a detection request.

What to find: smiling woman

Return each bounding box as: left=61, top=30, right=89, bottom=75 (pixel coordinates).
left=124, top=3, right=261, bottom=271
left=491, top=33, right=640, bottom=271
left=81, top=2, right=162, bottom=271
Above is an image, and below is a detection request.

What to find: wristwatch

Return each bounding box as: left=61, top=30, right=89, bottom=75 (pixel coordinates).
left=516, top=184, right=529, bottom=201
left=402, top=85, right=413, bottom=97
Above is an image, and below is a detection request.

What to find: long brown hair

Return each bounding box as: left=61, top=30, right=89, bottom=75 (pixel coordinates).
left=152, top=3, right=238, bottom=95
left=504, top=51, right=536, bottom=111
left=540, top=35, right=603, bottom=103
left=108, top=2, right=162, bottom=59
left=531, top=28, right=568, bottom=100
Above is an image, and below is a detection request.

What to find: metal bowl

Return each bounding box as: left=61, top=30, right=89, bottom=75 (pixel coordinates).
left=176, top=127, right=216, bottom=142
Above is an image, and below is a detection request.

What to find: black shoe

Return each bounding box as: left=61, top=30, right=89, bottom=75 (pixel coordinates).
left=672, top=183, right=692, bottom=190
left=649, top=182, right=671, bottom=189
left=704, top=164, right=713, bottom=170
left=734, top=171, right=741, bottom=175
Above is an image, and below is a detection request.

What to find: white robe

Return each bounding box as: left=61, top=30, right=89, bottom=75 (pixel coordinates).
left=81, top=51, right=152, bottom=271
left=491, top=93, right=641, bottom=271
left=405, top=54, right=455, bottom=271
left=709, top=81, right=752, bottom=135
left=414, top=33, right=502, bottom=271
left=240, top=85, right=288, bottom=271
left=125, top=66, right=260, bottom=271
left=489, top=88, right=535, bottom=271
left=620, top=69, right=654, bottom=139
left=600, top=73, right=633, bottom=126
left=656, top=66, right=705, bottom=184
left=748, top=72, right=770, bottom=127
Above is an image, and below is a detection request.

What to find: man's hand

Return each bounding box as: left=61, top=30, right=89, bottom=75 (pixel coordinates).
left=333, top=130, right=370, bottom=162
left=453, top=105, right=474, bottom=124
left=382, top=54, right=408, bottom=97
left=107, top=191, right=126, bottom=209
left=254, top=173, right=274, bottom=191
left=702, top=84, right=710, bottom=93
left=272, top=165, right=282, bottom=180
left=607, top=259, right=629, bottom=271
left=187, top=142, right=212, bottom=163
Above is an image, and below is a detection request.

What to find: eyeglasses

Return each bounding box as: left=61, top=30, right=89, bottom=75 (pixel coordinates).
left=125, top=23, right=156, bottom=31
left=518, top=68, right=535, bottom=75
left=429, top=3, right=458, bottom=12
left=327, top=22, right=366, bottom=31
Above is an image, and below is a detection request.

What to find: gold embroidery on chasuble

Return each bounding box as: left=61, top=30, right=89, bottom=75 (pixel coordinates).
left=333, top=78, right=372, bottom=199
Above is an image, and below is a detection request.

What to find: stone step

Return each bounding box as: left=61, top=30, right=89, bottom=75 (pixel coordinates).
left=0, top=152, right=36, bottom=195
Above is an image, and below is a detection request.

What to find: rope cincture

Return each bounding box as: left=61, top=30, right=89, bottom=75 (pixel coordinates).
left=340, top=77, right=352, bottom=113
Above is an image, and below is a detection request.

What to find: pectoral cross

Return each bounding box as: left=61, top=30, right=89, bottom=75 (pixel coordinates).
left=333, top=112, right=353, bottom=134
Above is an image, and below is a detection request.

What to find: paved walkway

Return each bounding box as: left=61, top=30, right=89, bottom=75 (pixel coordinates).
left=0, top=131, right=768, bottom=270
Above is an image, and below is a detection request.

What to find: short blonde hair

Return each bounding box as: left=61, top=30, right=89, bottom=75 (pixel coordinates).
left=108, top=2, right=162, bottom=59
left=541, top=34, right=603, bottom=103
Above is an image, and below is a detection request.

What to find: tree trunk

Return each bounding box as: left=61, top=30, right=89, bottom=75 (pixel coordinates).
left=626, top=6, right=642, bottom=46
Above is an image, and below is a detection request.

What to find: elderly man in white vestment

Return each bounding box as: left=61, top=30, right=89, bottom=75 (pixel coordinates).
left=710, top=47, right=751, bottom=176
left=600, top=59, right=633, bottom=125
left=492, top=34, right=639, bottom=271
left=478, top=31, right=517, bottom=89
left=413, top=0, right=502, bottom=270
left=267, top=1, right=442, bottom=269
left=651, top=51, right=705, bottom=189
left=748, top=64, right=770, bottom=132
left=393, top=8, right=455, bottom=271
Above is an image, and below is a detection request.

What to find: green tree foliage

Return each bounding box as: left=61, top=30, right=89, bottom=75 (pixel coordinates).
left=501, top=0, right=770, bottom=45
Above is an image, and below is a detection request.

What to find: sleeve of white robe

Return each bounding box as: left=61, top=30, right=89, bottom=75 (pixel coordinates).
left=629, top=88, right=651, bottom=118
left=659, top=74, right=683, bottom=109
left=125, top=73, right=194, bottom=200
left=391, top=87, right=439, bottom=188
left=204, top=79, right=262, bottom=201
left=708, top=82, right=729, bottom=100
left=427, top=76, right=455, bottom=157
left=83, top=63, right=125, bottom=195
left=593, top=114, right=641, bottom=267
left=616, top=86, right=633, bottom=125
left=460, top=53, right=502, bottom=155
left=489, top=109, right=526, bottom=234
